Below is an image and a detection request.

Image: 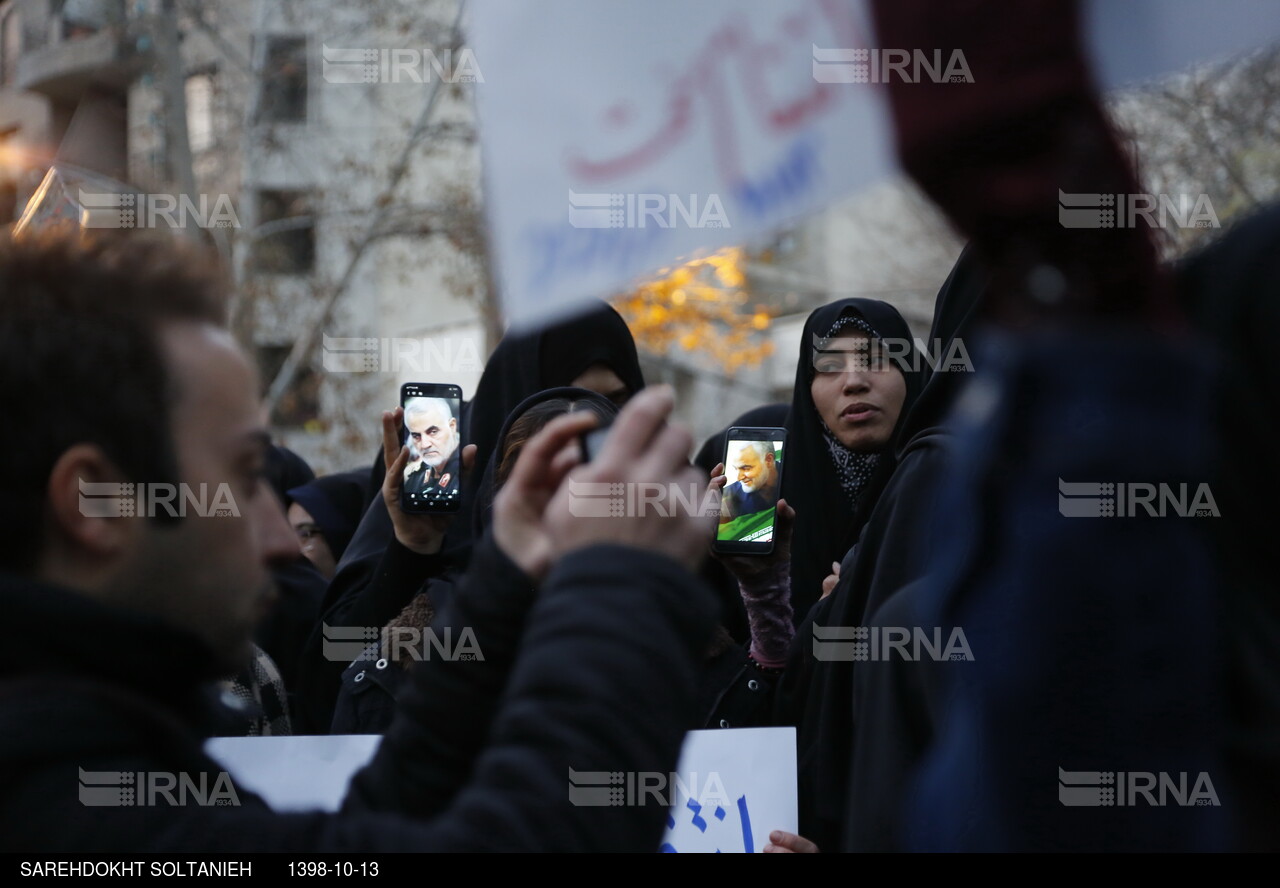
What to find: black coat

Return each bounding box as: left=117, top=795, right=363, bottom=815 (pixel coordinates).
left=331, top=647, right=409, bottom=737
left=0, top=542, right=716, bottom=852
left=326, top=547, right=459, bottom=737
left=296, top=527, right=456, bottom=735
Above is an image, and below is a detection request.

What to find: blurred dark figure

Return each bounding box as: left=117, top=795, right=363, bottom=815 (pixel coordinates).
left=867, top=0, right=1225, bottom=852
left=1176, top=202, right=1280, bottom=851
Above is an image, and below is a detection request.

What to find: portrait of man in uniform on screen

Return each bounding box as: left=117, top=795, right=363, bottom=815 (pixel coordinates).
left=402, top=396, right=461, bottom=502
left=718, top=439, right=782, bottom=543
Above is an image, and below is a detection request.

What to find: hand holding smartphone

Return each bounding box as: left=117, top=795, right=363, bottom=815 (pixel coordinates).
left=399, top=382, right=463, bottom=514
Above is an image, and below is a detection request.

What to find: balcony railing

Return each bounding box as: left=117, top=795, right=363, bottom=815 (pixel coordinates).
left=1, top=0, right=144, bottom=100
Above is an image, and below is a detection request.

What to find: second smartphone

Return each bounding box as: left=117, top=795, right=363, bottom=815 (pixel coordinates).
left=712, top=426, right=787, bottom=555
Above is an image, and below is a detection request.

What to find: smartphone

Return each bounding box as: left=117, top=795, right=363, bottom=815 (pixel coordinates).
left=712, top=426, right=787, bottom=555
left=579, top=422, right=612, bottom=464
left=399, top=382, right=463, bottom=513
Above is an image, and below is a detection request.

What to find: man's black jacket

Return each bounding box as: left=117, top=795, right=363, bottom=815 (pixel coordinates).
left=0, top=541, right=715, bottom=851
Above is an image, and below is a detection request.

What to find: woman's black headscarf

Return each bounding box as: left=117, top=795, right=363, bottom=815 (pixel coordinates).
left=894, top=244, right=988, bottom=453
left=264, top=445, right=315, bottom=506
left=285, top=470, right=374, bottom=563
left=465, top=301, right=644, bottom=498
left=782, top=298, right=925, bottom=625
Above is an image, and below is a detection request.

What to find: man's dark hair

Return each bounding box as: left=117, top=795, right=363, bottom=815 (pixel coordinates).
left=0, top=228, right=228, bottom=572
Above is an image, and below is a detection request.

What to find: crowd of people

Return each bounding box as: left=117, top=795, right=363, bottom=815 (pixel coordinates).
left=1, top=0, right=1277, bottom=854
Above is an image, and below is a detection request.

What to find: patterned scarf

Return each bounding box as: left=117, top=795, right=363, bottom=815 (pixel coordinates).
left=220, top=644, right=293, bottom=736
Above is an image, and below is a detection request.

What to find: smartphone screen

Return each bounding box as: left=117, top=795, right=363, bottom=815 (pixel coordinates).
left=400, top=383, right=463, bottom=513
left=713, top=427, right=786, bottom=555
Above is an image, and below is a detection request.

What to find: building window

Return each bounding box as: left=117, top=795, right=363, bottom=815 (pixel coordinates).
left=256, top=35, right=307, bottom=124
left=251, top=189, right=314, bottom=274
left=257, top=345, right=321, bottom=429
left=185, top=71, right=215, bottom=153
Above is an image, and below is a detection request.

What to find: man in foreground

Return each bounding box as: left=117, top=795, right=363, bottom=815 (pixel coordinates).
left=0, top=230, right=716, bottom=851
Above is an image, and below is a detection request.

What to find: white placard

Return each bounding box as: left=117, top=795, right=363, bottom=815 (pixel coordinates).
left=468, top=0, right=1280, bottom=328
left=207, top=727, right=797, bottom=852
left=657, top=727, right=798, bottom=853
left=470, top=0, right=893, bottom=329
left=204, top=734, right=380, bottom=813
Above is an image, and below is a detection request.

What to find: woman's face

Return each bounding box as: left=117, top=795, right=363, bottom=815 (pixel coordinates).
left=287, top=502, right=337, bottom=580
left=571, top=363, right=629, bottom=406
left=809, top=332, right=907, bottom=452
